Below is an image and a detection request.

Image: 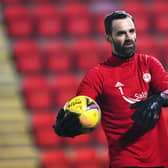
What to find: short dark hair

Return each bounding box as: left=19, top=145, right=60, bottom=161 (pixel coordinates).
left=104, top=10, right=134, bottom=35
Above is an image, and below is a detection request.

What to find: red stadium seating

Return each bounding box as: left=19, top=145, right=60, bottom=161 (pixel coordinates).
left=62, top=3, right=89, bottom=20
left=37, top=18, right=62, bottom=37
left=62, top=4, right=90, bottom=36
left=13, top=40, right=43, bottom=74
left=32, top=4, right=59, bottom=20
left=155, top=14, right=168, bottom=34
left=29, top=0, right=52, bottom=3
left=64, top=134, right=92, bottom=146
left=32, top=4, right=62, bottom=37
left=73, top=39, right=100, bottom=71
left=72, top=148, right=100, bottom=168
left=150, top=1, right=168, bottom=34
left=66, top=17, right=91, bottom=37
left=22, top=76, right=52, bottom=109
left=31, top=112, right=55, bottom=130
left=160, top=38, right=168, bottom=70
left=59, top=0, right=80, bottom=3
left=49, top=74, right=79, bottom=107
left=136, top=35, right=160, bottom=60
left=150, top=1, right=168, bottom=16
left=134, top=15, right=150, bottom=34
left=7, top=19, right=33, bottom=37
left=2, top=0, right=23, bottom=4
left=97, top=40, right=112, bottom=61
left=4, top=5, right=30, bottom=22
left=94, top=14, right=105, bottom=35
left=122, top=1, right=147, bottom=17
left=44, top=41, right=72, bottom=73
left=32, top=113, right=61, bottom=147
left=4, top=5, right=33, bottom=37
left=161, top=37, right=168, bottom=54
left=41, top=150, right=69, bottom=168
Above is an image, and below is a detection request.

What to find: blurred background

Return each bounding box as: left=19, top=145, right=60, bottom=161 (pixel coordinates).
left=0, top=0, right=168, bottom=168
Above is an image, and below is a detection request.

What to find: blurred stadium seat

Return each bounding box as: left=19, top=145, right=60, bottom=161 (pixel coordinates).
left=4, top=5, right=30, bottom=22
left=22, top=76, right=52, bottom=109
left=37, top=17, right=62, bottom=37
left=66, top=17, right=91, bottom=37
left=49, top=74, right=79, bottom=107
left=160, top=37, right=168, bottom=70
left=63, top=4, right=90, bottom=37
left=72, top=148, right=100, bottom=168
left=97, top=40, right=112, bottom=61
left=73, top=39, right=100, bottom=71
left=155, top=14, right=168, bottom=34
left=64, top=134, right=92, bottom=146
left=62, top=3, right=89, bottom=20
left=44, top=41, right=72, bottom=73
left=41, top=150, right=69, bottom=168
left=94, top=14, right=106, bottom=35
left=150, top=1, right=168, bottom=16
left=32, top=4, right=62, bottom=37
left=134, top=15, right=150, bottom=34
left=7, top=19, right=33, bottom=38
left=32, top=4, right=58, bottom=20
left=136, top=34, right=161, bottom=61
left=161, top=37, right=168, bottom=54
left=29, top=0, right=52, bottom=3
left=122, top=1, right=148, bottom=17
left=13, top=40, right=43, bottom=74
left=31, top=112, right=55, bottom=130
left=32, top=113, right=61, bottom=147
left=2, top=0, right=24, bottom=4
left=4, top=5, right=33, bottom=37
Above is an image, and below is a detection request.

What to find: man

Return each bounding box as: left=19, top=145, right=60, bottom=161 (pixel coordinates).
left=53, top=11, right=168, bottom=167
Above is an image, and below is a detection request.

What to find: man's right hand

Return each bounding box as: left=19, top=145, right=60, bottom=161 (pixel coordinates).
left=53, top=108, right=82, bottom=137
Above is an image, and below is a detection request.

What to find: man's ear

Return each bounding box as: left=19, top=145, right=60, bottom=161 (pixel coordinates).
left=105, top=34, right=112, bottom=43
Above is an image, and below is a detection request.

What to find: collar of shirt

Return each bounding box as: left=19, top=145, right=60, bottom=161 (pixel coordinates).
left=104, top=53, right=137, bottom=67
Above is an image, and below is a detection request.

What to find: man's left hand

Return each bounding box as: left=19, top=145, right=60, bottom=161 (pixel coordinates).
left=130, top=93, right=168, bottom=131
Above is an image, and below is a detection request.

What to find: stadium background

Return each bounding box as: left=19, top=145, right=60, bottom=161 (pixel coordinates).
left=0, top=0, right=168, bottom=167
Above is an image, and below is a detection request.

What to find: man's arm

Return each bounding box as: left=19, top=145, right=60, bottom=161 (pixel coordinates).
left=53, top=67, right=103, bottom=137
left=130, top=56, right=168, bottom=131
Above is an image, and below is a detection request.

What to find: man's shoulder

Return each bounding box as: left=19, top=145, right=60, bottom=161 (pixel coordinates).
left=84, top=63, right=112, bottom=81
left=136, top=53, right=157, bottom=64
left=89, top=62, right=111, bottom=72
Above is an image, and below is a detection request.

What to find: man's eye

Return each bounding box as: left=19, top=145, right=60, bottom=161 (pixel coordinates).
left=130, top=29, right=135, bottom=33
left=117, top=31, right=125, bottom=36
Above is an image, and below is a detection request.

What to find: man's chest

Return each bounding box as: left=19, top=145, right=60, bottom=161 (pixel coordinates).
left=101, top=64, right=151, bottom=108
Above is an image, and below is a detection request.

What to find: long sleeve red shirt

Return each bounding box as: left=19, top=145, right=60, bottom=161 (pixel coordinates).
left=77, top=53, right=168, bottom=167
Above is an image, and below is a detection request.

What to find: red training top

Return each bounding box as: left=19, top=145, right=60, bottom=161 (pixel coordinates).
left=77, top=53, right=168, bottom=167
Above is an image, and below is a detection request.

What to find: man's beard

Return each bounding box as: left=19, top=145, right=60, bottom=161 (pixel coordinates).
left=113, top=39, right=136, bottom=59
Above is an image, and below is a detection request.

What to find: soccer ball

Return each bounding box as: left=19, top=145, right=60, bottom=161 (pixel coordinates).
left=64, top=95, right=101, bottom=132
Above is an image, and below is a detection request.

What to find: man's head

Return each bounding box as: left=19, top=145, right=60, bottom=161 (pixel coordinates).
left=104, top=10, right=136, bottom=59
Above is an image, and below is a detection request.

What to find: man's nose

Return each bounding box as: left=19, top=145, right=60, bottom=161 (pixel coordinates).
left=125, top=33, right=131, bottom=40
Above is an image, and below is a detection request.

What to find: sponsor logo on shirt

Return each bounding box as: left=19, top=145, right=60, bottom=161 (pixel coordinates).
left=115, top=82, right=147, bottom=104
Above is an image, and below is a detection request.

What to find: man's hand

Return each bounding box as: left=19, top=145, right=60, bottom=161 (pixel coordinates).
left=130, top=93, right=168, bottom=131
left=53, top=108, right=82, bottom=137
